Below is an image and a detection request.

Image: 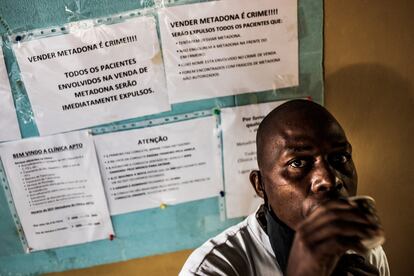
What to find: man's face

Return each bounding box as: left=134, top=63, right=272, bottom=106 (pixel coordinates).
left=259, top=115, right=358, bottom=230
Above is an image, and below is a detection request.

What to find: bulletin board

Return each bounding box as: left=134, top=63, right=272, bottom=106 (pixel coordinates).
left=0, top=0, right=323, bottom=274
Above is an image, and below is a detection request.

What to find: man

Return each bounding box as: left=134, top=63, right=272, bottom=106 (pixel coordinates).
left=180, top=100, right=389, bottom=275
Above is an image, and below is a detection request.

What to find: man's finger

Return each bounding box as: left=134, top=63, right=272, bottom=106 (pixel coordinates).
left=303, top=223, right=378, bottom=250
left=333, top=254, right=380, bottom=276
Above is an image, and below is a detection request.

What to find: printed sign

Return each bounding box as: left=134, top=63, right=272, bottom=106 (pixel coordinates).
left=221, top=101, right=285, bottom=218
left=0, top=131, right=114, bottom=251
left=159, top=0, right=298, bottom=103
left=0, top=43, right=20, bottom=142
left=94, top=116, right=222, bottom=215
left=13, top=16, right=170, bottom=136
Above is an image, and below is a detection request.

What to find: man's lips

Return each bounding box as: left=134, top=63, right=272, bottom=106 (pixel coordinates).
left=301, top=201, right=322, bottom=218
left=302, top=197, right=349, bottom=218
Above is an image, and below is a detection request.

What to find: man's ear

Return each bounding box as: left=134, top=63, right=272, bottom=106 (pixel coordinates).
left=249, top=170, right=265, bottom=199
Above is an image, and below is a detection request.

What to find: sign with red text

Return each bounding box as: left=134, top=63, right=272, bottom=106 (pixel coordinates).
left=13, top=16, right=170, bottom=136
left=0, top=131, right=114, bottom=251
left=158, top=0, right=298, bottom=103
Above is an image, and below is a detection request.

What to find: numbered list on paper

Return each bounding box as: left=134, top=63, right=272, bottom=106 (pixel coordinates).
left=0, top=131, right=113, bottom=251
left=94, top=117, right=222, bottom=215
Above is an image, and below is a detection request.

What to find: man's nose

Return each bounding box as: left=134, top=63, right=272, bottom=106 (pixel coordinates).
left=310, top=160, right=342, bottom=193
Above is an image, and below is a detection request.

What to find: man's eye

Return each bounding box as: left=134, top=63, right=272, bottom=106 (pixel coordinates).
left=331, top=153, right=351, bottom=164
left=289, top=159, right=308, bottom=168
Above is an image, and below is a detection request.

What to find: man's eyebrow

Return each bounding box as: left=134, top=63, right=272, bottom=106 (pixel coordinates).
left=331, top=141, right=351, bottom=149
left=281, top=141, right=351, bottom=153
left=284, top=145, right=314, bottom=153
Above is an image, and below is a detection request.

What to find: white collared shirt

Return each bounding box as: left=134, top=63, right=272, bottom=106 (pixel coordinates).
left=180, top=211, right=390, bottom=276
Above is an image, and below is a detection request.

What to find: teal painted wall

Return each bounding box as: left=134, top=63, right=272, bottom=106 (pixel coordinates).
left=0, top=0, right=323, bottom=274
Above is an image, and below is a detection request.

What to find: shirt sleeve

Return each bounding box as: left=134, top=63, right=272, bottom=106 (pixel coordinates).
left=179, top=247, right=244, bottom=276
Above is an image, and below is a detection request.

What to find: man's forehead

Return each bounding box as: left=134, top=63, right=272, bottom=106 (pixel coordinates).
left=264, top=123, right=350, bottom=151
left=256, top=100, right=349, bottom=167
left=264, top=117, right=348, bottom=143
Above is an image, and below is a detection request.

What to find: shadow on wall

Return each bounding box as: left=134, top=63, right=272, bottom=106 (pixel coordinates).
left=325, top=63, right=414, bottom=275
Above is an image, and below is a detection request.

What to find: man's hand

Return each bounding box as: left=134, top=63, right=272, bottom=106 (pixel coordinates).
left=285, top=200, right=383, bottom=276
left=332, top=254, right=379, bottom=275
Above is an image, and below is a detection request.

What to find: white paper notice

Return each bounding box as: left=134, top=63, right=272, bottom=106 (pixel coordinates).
left=158, top=0, right=298, bottom=103
left=94, top=117, right=222, bottom=215
left=0, top=44, right=20, bottom=142
left=221, top=101, right=285, bottom=218
left=0, top=131, right=113, bottom=251
left=13, top=16, right=170, bottom=136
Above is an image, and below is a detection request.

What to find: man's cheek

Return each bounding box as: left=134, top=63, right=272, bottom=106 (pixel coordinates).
left=344, top=180, right=357, bottom=195
left=274, top=199, right=305, bottom=229
left=272, top=190, right=304, bottom=215
left=280, top=168, right=307, bottom=183
left=338, top=162, right=357, bottom=178
left=336, top=171, right=357, bottom=194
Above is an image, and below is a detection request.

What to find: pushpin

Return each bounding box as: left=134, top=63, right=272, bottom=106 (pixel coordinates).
left=109, top=234, right=115, bottom=241
left=160, top=203, right=167, bottom=209
left=220, top=191, right=225, bottom=197
left=213, top=108, right=221, bottom=115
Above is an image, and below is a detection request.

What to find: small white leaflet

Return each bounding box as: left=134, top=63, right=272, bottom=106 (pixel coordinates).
left=221, top=101, right=286, bottom=218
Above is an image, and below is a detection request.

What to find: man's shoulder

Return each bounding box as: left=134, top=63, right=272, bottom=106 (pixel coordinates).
left=179, top=213, right=278, bottom=276
left=180, top=217, right=251, bottom=275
